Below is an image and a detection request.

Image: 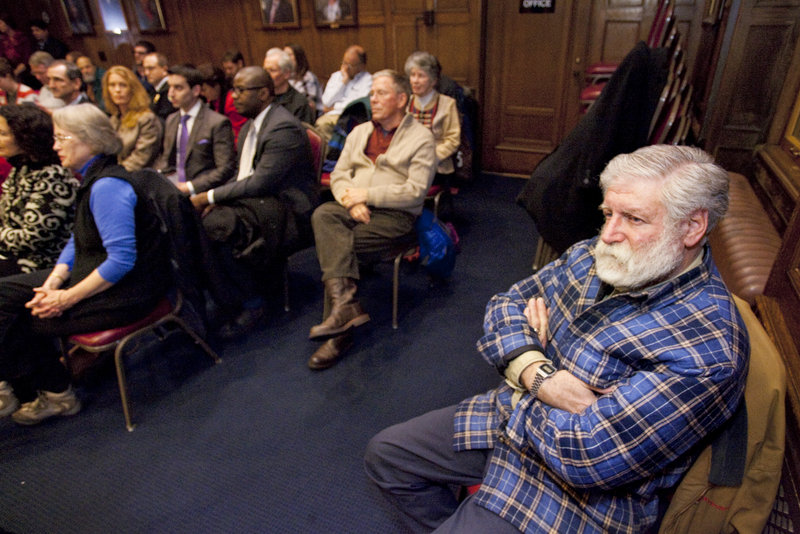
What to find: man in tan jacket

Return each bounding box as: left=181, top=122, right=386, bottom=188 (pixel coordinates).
left=307, top=69, right=435, bottom=370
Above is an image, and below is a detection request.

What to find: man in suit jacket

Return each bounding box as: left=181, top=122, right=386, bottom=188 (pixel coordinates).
left=155, top=64, right=236, bottom=195
left=191, top=66, right=317, bottom=337
left=262, top=0, right=294, bottom=23
left=143, top=52, right=176, bottom=121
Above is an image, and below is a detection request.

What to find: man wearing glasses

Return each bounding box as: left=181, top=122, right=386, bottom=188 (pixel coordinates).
left=190, top=66, right=317, bottom=338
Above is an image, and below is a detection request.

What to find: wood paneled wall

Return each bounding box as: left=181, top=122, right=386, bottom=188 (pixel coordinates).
left=585, top=0, right=704, bottom=77
left=3, top=0, right=482, bottom=92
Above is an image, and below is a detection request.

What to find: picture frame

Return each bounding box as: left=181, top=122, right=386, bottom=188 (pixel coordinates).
left=782, top=89, right=800, bottom=166
left=97, top=0, right=130, bottom=33
left=260, top=0, right=300, bottom=29
left=132, top=0, right=167, bottom=32
left=314, top=0, right=357, bottom=28
left=60, top=0, right=95, bottom=36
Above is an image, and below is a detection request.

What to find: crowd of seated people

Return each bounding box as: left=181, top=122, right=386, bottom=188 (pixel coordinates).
left=0, top=39, right=471, bottom=423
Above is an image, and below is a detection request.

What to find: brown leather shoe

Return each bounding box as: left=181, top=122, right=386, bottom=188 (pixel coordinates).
left=308, top=277, right=370, bottom=340
left=308, top=333, right=353, bottom=370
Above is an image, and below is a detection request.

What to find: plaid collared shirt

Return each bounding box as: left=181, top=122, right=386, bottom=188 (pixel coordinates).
left=454, top=238, right=749, bottom=533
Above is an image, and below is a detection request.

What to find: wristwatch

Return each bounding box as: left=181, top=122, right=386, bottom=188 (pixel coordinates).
left=529, top=362, right=557, bottom=398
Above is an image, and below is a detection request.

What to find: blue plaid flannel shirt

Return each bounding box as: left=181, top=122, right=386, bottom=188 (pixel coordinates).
left=454, top=237, right=749, bottom=533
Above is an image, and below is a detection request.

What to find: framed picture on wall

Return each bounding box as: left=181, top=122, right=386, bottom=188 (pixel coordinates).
left=314, top=0, right=357, bottom=28
left=60, top=0, right=94, bottom=35
left=132, top=0, right=167, bottom=32
left=260, top=0, right=300, bottom=29
left=97, top=0, right=129, bottom=33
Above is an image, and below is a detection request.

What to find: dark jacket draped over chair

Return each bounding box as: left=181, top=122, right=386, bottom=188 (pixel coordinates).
left=516, top=41, right=670, bottom=254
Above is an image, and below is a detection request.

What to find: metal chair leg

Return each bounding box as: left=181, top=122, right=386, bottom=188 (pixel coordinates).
left=283, top=261, right=290, bottom=312
left=392, top=251, right=402, bottom=329
left=113, top=341, right=135, bottom=432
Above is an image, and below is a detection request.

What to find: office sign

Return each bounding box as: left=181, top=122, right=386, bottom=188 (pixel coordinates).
left=520, top=0, right=555, bottom=13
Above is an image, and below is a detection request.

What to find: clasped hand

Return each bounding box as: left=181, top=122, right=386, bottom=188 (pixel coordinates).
left=522, top=297, right=614, bottom=413
left=25, top=287, right=70, bottom=319
left=342, top=188, right=370, bottom=223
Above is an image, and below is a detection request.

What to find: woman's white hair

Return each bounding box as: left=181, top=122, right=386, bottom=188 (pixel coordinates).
left=599, top=145, right=729, bottom=232
left=52, top=103, right=123, bottom=156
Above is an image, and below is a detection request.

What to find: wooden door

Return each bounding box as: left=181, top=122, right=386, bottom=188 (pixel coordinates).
left=481, top=0, right=591, bottom=175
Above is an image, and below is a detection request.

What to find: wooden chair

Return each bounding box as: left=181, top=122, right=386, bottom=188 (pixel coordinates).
left=584, top=0, right=674, bottom=85
left=63, top=291, right=221, bottom=432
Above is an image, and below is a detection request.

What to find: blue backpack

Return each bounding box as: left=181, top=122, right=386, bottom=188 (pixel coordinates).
left=415, top=209, right=459, bottom=279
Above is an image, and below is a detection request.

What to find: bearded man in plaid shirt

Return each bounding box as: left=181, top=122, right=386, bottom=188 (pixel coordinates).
left=365, top=145, right=749, bottom=533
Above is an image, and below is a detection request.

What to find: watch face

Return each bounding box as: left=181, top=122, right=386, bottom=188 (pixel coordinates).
left=539, top=363, right=557, bottom=376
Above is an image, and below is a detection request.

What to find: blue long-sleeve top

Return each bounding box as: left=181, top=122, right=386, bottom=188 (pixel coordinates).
left=56, top=157, right=137, bottom=284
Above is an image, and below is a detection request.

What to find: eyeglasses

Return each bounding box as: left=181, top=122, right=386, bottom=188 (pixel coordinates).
left=231, top=85, right=266, bottom=96
left=53, top=133, right=73, bottom=143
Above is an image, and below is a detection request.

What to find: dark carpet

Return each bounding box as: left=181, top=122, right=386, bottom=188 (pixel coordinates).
left=0, top=174, right=539, bottom=534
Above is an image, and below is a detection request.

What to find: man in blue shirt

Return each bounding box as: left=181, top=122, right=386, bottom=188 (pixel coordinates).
left=365, top=145, right=749, bottom=533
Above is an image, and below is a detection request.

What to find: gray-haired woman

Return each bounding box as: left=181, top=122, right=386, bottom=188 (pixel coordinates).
left=0, top=103, right=170, bottom=426
left=404, top=51, right=461, bottom=180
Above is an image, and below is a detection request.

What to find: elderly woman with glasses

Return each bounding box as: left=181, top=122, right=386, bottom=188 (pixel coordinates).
left=404, top=51, right=461, bottom=184
left=0, top=103, right=79, bottom=277
left=0, top=104, right=170, bottom=426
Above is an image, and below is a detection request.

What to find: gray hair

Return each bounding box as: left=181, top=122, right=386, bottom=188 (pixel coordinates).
left=265, top=47, right=293, bottom=74
left=29, top=50, right=55, bottom=67
left=53, top=104, right=123, bottom=155
left=404, top=51, right=441, bottom=83
left=49, top=59, right=82, bottom=81
left=599, top=145, right=730, bottom=232
left=372, top=69, right=411, bottom=101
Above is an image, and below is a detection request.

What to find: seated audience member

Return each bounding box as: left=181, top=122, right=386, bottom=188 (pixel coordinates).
left=405, top=51, right=460, bottom=186
left=143, top=52, right=177, bottom=121
left=75, top=55, right=105, bottom=111
left=0, top=58, right=37, bottom=105
left=103, top=65, right=163, bottom=171
left=284, top=43, right=323, bottom=117
left=47, top=60, right=89, bottom=107
left=132, top=40, right=155, bottom=94
left=65, top=51, right=84, bottom=65
left=198, top=63, right=247, bottom=144
left=0, top=104, right=170, bottom=425
left=264, top=48, right=314, bottom=124
left=28, top=52, right=64, bottom=110
left=221, top=50, right=244, bottom=84
left=155, top=64, right=236, bottom=195
left=190, top=66, right=316, bottom=338
left=315, top=44, right=372, bottom=138
left=30, top=19, right=67, bottom=59
left=307, top=70, right=435, bottom=369
left=0, top=104, right=79, bottom=276
left=0, top=16, right=31, bottom=78
left=364, top=145, right=749, bottom=533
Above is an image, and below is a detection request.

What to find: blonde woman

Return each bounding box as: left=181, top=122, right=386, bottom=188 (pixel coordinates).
left=102, top=65, right=163, bottom=171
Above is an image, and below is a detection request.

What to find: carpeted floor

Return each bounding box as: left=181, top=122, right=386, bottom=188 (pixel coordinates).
left=0, top=173, right=539, bottom=534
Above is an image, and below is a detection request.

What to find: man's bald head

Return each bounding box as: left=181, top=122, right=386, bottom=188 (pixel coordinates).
left=231, top=66, right=274, bottom=118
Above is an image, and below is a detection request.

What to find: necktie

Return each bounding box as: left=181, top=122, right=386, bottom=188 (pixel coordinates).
left=177, top=114, right=190, bottom=183
left=270, top=0, right=279, bottom=22
left=237, top=125, right=257, bottom=181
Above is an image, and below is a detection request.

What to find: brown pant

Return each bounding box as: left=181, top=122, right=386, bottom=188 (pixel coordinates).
left=311, top=202, right=416, bottom=282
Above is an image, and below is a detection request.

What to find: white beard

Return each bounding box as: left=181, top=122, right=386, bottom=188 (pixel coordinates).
left=594, top=226, right=685, bottom=290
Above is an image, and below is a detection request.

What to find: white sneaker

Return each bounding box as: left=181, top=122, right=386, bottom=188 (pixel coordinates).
left=0, top=381, right=19, bottom=418
left=12, top=386, right=81, bottom=425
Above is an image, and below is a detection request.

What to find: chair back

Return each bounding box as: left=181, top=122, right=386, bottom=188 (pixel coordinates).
left=302, top=122, right=326, bottom=183
left=648, top=1, right=674, bottom=48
